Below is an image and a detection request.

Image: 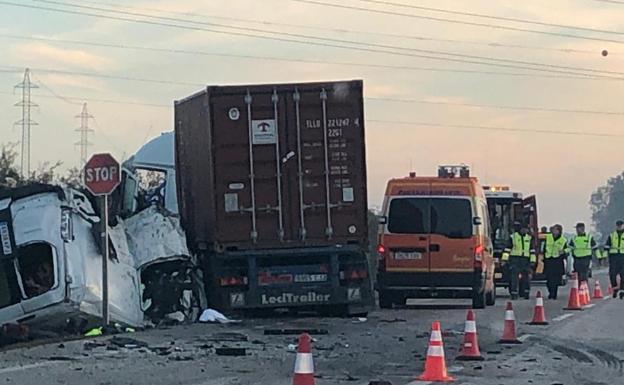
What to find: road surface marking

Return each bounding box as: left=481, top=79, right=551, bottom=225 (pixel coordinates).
left=0, top=361, right=62, bottom=374
left=552, top=313, right=574, bottom=322
left=583, top=304, right=596, bottom=309
left=517, top=334, right=534, bottom=342
left=604, top=297, right=611, bottom=301
left=405, top=381, right=432, bottom=385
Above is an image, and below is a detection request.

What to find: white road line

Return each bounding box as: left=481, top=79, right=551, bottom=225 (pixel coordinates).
left=552, top=313, right=574, bottom=322
left=517, top=334, right=534, bottom=342
left=584, top=304, right=596, bottom=309
left=0, top=361, right=62, bottom=374
left=604, top=296, right=611, bottom=301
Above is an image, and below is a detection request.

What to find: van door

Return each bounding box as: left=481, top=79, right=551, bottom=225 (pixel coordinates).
left=384, top=196, right=430, bottom=272
left=429, top=197, right=475, bottom=272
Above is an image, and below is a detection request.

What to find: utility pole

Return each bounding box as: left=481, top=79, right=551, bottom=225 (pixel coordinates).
left=14, top=68, right=38, bottom=179
left=75, top=103, right=94, bottom=171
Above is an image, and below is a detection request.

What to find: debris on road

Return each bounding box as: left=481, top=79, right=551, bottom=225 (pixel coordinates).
left=199, top=309, right=239, bottom=324
left=203, top=332, right=248, bottom=342
left=215, top=347, right=247, bottom=356
left=264, top=329, right=329, bottom=335
left=109, top=336, right=149, bottom=349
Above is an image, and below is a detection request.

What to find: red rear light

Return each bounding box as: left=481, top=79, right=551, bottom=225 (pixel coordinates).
left=219, top=276, right=248, bottom=287
left=474, top=244, right=484, bottom=269
left=377, top=244, right=386, bottom=254
left=341, top=269, right=368, bottom=280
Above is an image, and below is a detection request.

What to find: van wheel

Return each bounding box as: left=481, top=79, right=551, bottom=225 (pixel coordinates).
left=486, top=284, right=496, bottom=306
left=472, top=277, right=486, bottom=309
left=378, top=291, right=393, bottom=309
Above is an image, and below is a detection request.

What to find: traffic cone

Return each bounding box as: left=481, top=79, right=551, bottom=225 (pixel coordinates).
left=593, top=280, right=604, bottom=300
left=457, top=310, right=484, bottom=361
left=499, top=301, right=521, bottom=344
left=564, top=273, right=582, bottom=310
left=580, top=281, right=590, bottom=306
left=417, top=321, right=455, bottom=382
left=292, top=333, right=315, bottom=385
left=528, top=291, right=549, bottom=325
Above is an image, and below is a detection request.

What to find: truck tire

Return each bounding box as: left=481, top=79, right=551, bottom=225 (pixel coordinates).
left=486, top=283, right=496, bottom=306
left=378, top=290, right=393, bottom=309
left=472, top=277, right=486, bottom=309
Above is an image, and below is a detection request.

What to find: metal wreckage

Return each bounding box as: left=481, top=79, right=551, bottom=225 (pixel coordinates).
left=0, top=133, right=206, bottom=341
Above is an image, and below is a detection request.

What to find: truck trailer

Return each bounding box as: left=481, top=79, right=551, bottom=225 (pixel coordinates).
left=174, top=80, right=373, bottom=315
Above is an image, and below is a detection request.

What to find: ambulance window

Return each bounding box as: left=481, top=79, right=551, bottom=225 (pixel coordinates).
left=16, top=243, right=55, bottom=298
left=388, top=198, right=429, bottom=234
left=430, top=199, right=472, bottom=239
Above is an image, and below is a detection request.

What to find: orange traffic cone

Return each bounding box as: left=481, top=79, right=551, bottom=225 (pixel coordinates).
left=499, top=301, right=521, bottom=344
left=593, top=280, right=604, bottom=300
left=580, top=281, right=590, bottom=306
left=292, top=333, right=315, bottom=385
left=417, top=321, right=455, bottom=382
left=528, top=291, right=548, bottom=325
left=564, top=273, right=582, bottom=310
left=457, top=310, right=484, bottom=361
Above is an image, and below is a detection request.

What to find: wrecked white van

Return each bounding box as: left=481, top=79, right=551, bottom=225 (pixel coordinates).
left=0, top=183, right=199, bottom=330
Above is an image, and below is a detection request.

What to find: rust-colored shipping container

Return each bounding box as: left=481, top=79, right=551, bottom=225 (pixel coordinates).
left=174, top=80, right=368, bottom=253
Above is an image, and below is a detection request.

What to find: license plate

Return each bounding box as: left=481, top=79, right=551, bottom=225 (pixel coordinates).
left=294, top=274, right=327, bottom=283
left=394, top=252, right=422, bottom=260
left=495, top=273, right=503, bottom=279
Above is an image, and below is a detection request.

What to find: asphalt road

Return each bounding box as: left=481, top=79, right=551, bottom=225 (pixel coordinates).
left=1, top=269, right=621, bottom=385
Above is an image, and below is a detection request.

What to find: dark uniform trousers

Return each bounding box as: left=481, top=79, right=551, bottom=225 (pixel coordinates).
left=573, top=257, right=591, bottom=283
left=509, top=256, right=531, bottom=297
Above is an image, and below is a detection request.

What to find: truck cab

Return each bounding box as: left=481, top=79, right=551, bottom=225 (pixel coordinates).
left=377, top=166, right=495, bottom=309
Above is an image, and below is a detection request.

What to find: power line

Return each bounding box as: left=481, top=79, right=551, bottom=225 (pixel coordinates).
left=367, top=97, right=624, bottom=116
left=289, top=0, right=624, bottom=45
left=2, top=66, right=624, bottom=116
left=592, top=0, right=624, bottom=4
left=9, top=1, right=624, bottom=79
left=0, top=34, right=609, bottom=81
left=73, top=0, right=604, bottom=56
left=370, top=119, right=624, bottom=138
left=354, top=0, right=624, bottom=36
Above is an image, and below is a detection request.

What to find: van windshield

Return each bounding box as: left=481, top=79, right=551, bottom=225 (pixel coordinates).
left=388, top=198, right=473, bottom=238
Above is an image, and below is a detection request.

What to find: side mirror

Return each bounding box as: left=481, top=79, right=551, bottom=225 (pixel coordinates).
left=378, top=216, right=388, bottom=225
left=473, top=217, right=483, bottom=226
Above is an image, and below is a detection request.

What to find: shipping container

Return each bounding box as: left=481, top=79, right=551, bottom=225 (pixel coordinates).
left=174, top=80, right=373, bottom=314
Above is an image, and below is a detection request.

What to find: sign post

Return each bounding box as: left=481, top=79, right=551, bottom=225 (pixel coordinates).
left=83, top=153, right=120, bottom=327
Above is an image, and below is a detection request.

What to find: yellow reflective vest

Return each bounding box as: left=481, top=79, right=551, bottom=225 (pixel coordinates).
left=544, top=234, right=567, bottom=259
left=609, top=231, right=624, bottom=255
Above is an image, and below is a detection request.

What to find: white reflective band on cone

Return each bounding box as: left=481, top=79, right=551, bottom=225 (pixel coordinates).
left=464, top=342, right=473, bottom=348
left=430, top=330, right=442, bottom=342
left=427, top=345, right=445, bottom=357
left=536, top=298, right=544, bottom=307
left=505, top=310, right=515, bottom=321
left=294, top=353, right=314, bottom=374
left=465, top=320, right=477, bottom=333
left=572, top=280, right=578, bottom=288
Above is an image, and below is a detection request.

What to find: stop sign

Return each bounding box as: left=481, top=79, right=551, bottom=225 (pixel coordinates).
left=84, top=153, right=121, bottom=196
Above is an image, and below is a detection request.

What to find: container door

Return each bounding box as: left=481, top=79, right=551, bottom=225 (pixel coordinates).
left=285, top=85, right=366, bottom=244
left=383, top=194, right=431, bottom=273
left=212, top=90, right=294, bottom=247
left=428, top=198, right=475, bottom=272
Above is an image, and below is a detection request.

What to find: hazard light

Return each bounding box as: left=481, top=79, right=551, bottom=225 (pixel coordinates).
left=474, top=244, right=485, bottom=269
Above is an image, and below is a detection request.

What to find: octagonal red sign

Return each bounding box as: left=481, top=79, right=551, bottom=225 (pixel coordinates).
left=83, top=153, right=120, bottom=196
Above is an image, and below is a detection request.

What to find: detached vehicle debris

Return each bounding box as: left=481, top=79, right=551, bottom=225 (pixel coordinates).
left=174, top=80, right=374, bottom=315
left=0, top=165, right=203, bottom=331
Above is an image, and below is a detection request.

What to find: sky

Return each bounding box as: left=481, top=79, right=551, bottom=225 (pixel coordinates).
left=0, top=0, right=623, bottom=231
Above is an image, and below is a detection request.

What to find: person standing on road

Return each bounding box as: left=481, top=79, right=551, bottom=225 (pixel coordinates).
left=604, top=220, right=624, bottom=299
left=543, top=224, right=567, bottom=300
left=569, top=223, right=596, bottom=285
left=502, top=222, right=536, bottom=300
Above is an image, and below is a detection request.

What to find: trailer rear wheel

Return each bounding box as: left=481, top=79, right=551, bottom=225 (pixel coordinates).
left=378, top=290, right=393, bottom=309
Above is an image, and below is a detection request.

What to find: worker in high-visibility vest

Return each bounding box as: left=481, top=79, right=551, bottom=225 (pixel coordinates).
left=543, top=224, right=567, bottom=300
left=502, top=222, right=536, bottom=300
left=568, top=222, right=597, bottom=284
left=604, top=220, right=624, bottom=299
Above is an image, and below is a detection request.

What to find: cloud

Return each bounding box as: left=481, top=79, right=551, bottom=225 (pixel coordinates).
left=10, top=42, right=116, bottom=71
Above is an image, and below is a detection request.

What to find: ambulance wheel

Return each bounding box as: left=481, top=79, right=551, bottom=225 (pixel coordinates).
left=472, top=286, right=486, bottom=309
left=486, top=284, right=496, bottom=306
